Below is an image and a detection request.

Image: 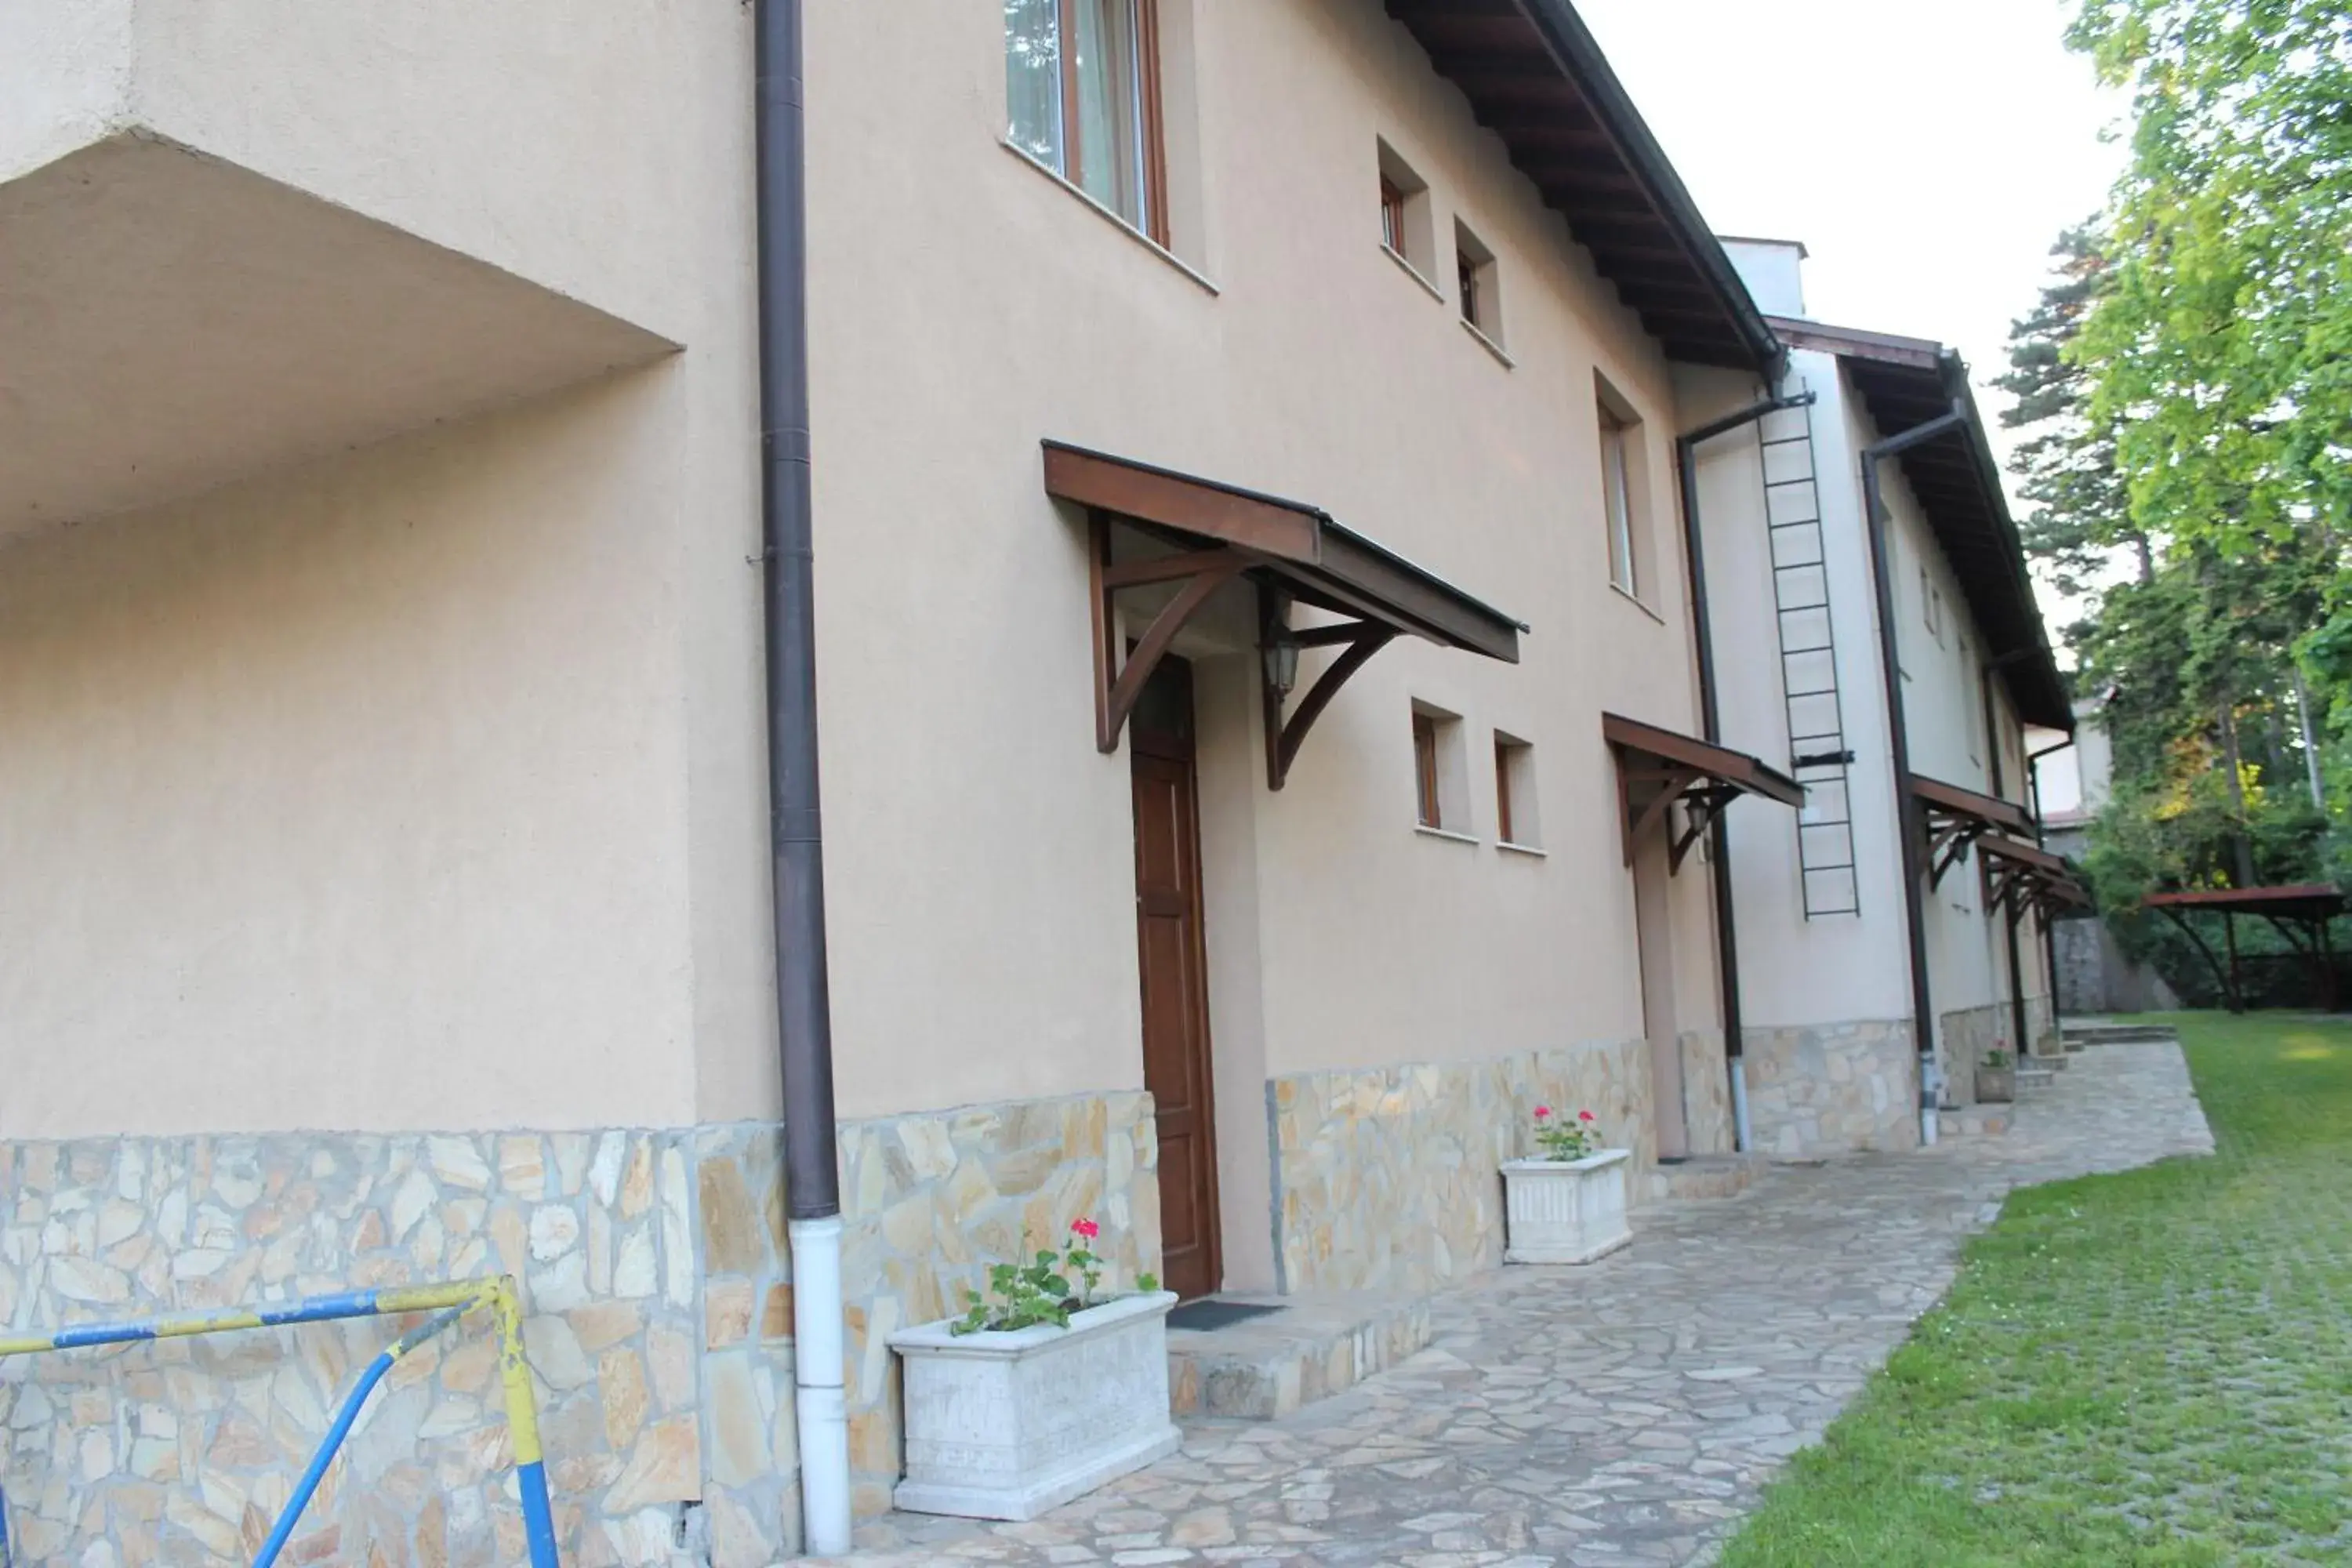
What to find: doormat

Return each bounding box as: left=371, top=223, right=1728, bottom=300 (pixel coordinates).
left=1167, top=1300, right=1284, bottom=1332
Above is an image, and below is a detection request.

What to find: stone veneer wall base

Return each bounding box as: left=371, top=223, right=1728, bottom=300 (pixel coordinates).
left=0, top=1085, right=1162, bottom=1565
left=1740, top=1020, right=1919, bottom=1157
left=1268, top=1037, right=1653, bottom=1294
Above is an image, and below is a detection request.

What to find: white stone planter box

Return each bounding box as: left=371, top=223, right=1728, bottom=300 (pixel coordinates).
left=890, top=1290, right=1182, bottom=1520
left=1501, top=1149, right=1633, bottom=1265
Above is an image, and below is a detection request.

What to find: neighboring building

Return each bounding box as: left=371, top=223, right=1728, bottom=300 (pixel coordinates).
left=1690, top=240, right=2080, bottom=1156
left=2043, top=698, right=2183, bottom=1014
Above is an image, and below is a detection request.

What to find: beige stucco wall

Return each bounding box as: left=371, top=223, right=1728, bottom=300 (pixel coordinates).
left=7, top=0, right=1739, bottom=1161
left=803, top=0, right=1726, bottom=1134
left=0, top=373, right=708, bottom=1138
left=2, top=2, right=772, bottom=1136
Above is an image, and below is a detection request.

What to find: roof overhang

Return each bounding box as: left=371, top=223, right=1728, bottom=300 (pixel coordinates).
left=1046, top=442, right=1523, bottom=789
left=1383, top=1, right=1781, bottom=374
left=1769, top=316, right=2071, bottom=731
left=1603, top=712, right=1804, bottom=873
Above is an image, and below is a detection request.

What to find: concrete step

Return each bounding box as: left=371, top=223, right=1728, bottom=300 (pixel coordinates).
left=1639, top=1153, right=1767, bottom=1206
left=1940, top=1104, right=2013, bottom=1137
left=1166, top=1290, right=1431, bottom=1421
left=2062, top=1022, right=2179, bottom=1046
left=2015, top=1065, right=2056, bottom=1094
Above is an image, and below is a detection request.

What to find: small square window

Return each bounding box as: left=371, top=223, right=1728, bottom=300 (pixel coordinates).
left=1454, top=220, right=1500, bottom=343
left=1495, top=733, right=1541, bottom=849
left=1410, top=702, right=1469, bottom=834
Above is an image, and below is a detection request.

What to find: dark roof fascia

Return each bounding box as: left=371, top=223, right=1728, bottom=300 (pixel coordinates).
left=1769, top=314, right=2071, bottom=729
left=1511, top=0, right=1784, bottom=377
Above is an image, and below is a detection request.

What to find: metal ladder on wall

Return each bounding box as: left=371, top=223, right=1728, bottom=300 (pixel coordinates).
left=1759, top=389, right=1861, bottom=918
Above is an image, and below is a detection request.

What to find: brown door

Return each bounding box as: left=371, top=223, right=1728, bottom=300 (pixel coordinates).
left=1130, top=655, right=1222, bottom=1300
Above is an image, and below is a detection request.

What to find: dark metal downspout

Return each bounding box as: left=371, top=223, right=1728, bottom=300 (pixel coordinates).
left=756, top=3, right=853, bottom=1552
left=1860, top=407, right=1969, bottom=1138
left=756, top=0, right=838, bottom=1235
left=1675, top=390, right=1815, bottom=1151
left=1980, top=670, right=2031, bottom=1061
left=2027, top=731, right=2074, bottom=1032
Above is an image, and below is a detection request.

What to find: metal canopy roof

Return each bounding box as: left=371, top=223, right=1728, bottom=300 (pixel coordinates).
left=1384, top=0, right=1781, bottom=373
left=1769, top=318, right=2071, bottom=731
left=2144, top=884, right=2348, bottom=922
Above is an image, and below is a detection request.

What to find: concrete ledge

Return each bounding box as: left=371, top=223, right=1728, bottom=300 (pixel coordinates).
left=1167, top=1292, right=1431, bottom=1420
left=1638, top=1154, right=1767, bottom=1207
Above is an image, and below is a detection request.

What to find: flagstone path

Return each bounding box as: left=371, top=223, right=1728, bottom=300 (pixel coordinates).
left=844, top=1040, right=2212, bottom=1566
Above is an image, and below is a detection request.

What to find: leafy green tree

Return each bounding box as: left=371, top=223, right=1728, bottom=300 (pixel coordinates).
left=2067, top=0, right=2352, bottom=558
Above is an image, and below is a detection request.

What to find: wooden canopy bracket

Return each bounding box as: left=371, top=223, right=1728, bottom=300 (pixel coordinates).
left=1091, top=512, right=1252, bottom=753
left=1260, top=581, right=1396, bottom=790
left=1616, top=764, right=1702, bottom=867
left=1926, top=812, right=1991, bottom=888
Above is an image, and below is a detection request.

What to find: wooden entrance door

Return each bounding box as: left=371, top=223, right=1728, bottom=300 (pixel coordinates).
left=1130, top=655, right=1222, bottom=1300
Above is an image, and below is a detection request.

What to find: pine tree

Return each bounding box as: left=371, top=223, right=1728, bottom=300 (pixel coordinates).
left=1994, top=225, right=2148, bottom=597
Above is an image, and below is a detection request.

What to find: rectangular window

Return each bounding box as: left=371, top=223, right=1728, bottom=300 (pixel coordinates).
left=1600, top=406, right=1637, bottom=595
left=1375, top=140, right=1434, bottom=279
left=1495, top=734, right=1540, bottom=849
left=1414, top=713, right=1442, bottom=828
left=1410, top=702, right=1468, bottom=833
left=1005, top=0, right=1168, bottom=242
left=1454, top=220, right=1500, bottom=344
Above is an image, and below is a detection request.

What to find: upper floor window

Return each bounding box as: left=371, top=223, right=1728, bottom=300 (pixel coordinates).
left=1454, top=220, right=1501, bottom=347
left=1374, top=140, right=1437, bottom=286
left=1006, top=0, right=1169, bottom=243
left=1599, top=376, right=1656, bottom=606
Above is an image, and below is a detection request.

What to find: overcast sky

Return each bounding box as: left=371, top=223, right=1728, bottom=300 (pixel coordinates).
left=1578, top=0, right=2129, bottom=463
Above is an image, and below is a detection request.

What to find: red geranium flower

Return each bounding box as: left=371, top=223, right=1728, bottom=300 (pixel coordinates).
left=1534, top=1105, right=1552, bottom=1119
left=1069, top=1218, right=1099, bottom=1240
left=1579, top=1110, right=1595, bottom=1122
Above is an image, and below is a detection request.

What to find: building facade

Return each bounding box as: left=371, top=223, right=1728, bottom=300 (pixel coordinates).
left=0, top=2, right=2061, bottom=1563
left=1690, top=240, right=2076, bottom=1158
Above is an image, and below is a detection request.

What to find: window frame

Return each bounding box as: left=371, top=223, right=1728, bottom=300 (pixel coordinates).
left=1007, top=0, right=1171, bottom=245
left=1493, top=731, right=1541, bottom=851
left=1600, top=405, right=1638, bottom=597
left=1414, top=712, right=1443, bottom=829
left=1380, top=176, right=1407, bottom=256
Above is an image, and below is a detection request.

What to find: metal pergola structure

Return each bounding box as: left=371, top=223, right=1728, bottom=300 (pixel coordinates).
left=2143, top=884, right=2348, bottom=1013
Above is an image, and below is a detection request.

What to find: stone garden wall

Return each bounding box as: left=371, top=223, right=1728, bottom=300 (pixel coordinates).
left=0, top=1091, right=1162, bottom=1565
left=1267, top=1038, right=1653, bottom=1294
left=1740, top=1020, right=1919, bottom=1156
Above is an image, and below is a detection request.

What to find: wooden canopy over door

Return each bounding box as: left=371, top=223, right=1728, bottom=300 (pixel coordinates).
left=1044, top=441, right=1525, bottom=790
left=1911, top=774, right=2035, bottom=889
left=1602, top=712, right=1806, bottom=873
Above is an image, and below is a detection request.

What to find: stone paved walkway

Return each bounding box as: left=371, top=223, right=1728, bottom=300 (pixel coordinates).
left=844, top=1042, right=2214, bottom=1566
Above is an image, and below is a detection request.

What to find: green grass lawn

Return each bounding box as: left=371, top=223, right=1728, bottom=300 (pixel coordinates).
left=1718, top=1013, right=2352, bottom=1566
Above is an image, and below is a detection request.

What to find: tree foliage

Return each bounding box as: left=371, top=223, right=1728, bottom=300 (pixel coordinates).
left=1997, top=0, right=2351, bottom=970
